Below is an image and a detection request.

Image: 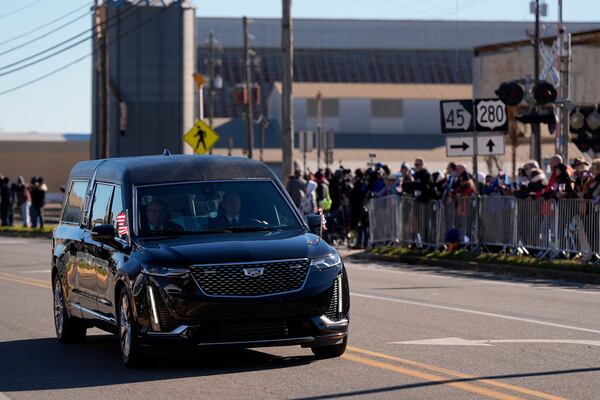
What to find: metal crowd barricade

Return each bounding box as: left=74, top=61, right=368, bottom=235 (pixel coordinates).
left=439, top=197, right=479, bottom=247
left=367, top=195, right=599, bottom=262
left=396, top=197, right=440, bottom=249
left=479, top=196, right=517, bottom=250
left=367, top=195, right=399, bottom=245
left=515, top=198, right=557, bottom=254
left=555, top=198, right=600, bottom=259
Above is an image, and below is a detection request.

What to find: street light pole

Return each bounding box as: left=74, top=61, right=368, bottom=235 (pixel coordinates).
left=316, top=91, right=322, bottom=171
left=281, top=0, right=294, bottom=184
left=243, top=16, right=254, bottom=159
left=208, top=31, right=215, bottom=130
left=531, top=0, right=542, bottom=164
left=558, top=0, right=571, bottom=162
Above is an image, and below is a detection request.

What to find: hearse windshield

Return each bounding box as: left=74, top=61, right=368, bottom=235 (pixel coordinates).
left=136, top=180, right=303, bottom=237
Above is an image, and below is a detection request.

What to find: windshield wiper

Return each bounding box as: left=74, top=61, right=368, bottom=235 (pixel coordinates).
left=222, top=226, right=284, bottom=232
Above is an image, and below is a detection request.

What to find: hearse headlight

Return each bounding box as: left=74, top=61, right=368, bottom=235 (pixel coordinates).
left=311, top=252, right=342, bottom=271
left=142, top=265, right=189, bottom=277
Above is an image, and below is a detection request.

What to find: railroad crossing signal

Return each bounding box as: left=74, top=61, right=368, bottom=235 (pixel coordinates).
left=183, top=119, right=220, bottom=155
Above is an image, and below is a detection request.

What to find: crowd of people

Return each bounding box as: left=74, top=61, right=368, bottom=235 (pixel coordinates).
left=0, top=175, right=48, bottom=228
left=286, top=155, right=600, bottom=248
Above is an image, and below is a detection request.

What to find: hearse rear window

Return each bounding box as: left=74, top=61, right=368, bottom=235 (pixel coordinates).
left=62, top=180, right=88, bottom=224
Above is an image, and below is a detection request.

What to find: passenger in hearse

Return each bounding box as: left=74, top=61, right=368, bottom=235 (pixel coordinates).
left=210, top=191, right=247, bottom=228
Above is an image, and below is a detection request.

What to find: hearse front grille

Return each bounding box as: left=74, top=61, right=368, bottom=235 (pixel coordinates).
left=194, top=319, right=315, bottom=342
left=191, top=259, right=311, bottom=297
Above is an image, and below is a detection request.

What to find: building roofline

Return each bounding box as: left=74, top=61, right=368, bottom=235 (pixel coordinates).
left=197, top=16, right=600, bottom=25
left=475, top=28, right=600, bottom=55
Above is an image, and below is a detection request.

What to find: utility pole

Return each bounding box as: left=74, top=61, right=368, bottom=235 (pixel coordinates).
left=316, top=91, right=322, bottom=171
left=260, top=116, right=266, bottom=162
left=281, top=0, right=294, bottom=184
left=557, top=0, right=571, bottom=161
left=207, top=31, right=216, bottom=130
left=95, top=0, right=109, bottom=159
left=243, top=16, right=254, bottom=159
left=531, top=0, right=542, bottom=164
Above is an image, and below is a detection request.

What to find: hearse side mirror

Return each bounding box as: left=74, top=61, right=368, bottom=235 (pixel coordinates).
left=91, top=224, right=118, bottom=246
left=306, top=214, right=322, bottom=237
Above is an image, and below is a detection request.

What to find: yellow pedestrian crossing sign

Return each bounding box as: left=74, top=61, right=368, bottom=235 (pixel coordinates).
left=183, top=119, right=219, bottom=155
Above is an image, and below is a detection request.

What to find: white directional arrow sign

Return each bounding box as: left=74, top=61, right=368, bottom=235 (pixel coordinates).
left=392, top=337, right=600, bottom=347
left=476, top=134, right=505, bottom=156
left=445, top=136, right=474, bottom=157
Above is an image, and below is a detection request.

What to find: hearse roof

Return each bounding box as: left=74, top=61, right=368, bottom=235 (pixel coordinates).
left=69, top=154, right=278, bottom=185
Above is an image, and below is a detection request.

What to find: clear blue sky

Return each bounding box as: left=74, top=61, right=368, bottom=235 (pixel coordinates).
left=0, top=0, right=598, bottom=133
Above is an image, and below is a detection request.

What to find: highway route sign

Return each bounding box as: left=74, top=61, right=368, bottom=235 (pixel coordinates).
left=476, top=134, right=505, bottom=156
left=474, top=99, right=508, bottom=132
left=440, top=100, right=473, bottom=133
left=183, top=119, right=220, bottom=155
left=445, top=136, right=474, bottom=157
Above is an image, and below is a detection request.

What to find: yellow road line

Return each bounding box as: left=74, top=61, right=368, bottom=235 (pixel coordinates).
left=0, top=272, right=51, bottom=289
left=0, top=271, right=569, bottom=400
left=342, top=353, right=526, bottom=400
left=347, top=346, right=566, bottom=400
left=0, top=271, right=49, bottom=285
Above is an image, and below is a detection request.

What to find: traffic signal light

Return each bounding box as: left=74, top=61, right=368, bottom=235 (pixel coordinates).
left=495, top=81, right=525, bottom=106
left=569, top=105, right=600, bottom=153
left=585, top=106, right=600, bottom=134
left=592, top=134, right=600, bottom=153
left=573, top=132, right=592, bottom=153
left=495, top=80, right=557, bottom=107
left=569, top=108, right=587, bottom=134
left=533, top=81, right=558, bottom=105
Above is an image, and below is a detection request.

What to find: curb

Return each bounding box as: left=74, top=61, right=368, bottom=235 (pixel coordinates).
left=0, top=230, right=52, bottom=239
left=348, top=252, right=600, bottom=285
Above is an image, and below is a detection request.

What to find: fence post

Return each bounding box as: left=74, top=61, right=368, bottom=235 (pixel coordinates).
left=552, top=198, right=560, bottom=259
left=511, top=198, right=519, bottom=254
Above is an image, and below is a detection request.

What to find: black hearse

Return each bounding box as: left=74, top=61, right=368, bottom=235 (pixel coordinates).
left=52, top=154, right=349, bottom=366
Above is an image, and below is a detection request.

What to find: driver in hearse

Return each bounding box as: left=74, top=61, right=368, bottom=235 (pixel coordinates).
left=144, top=200, right=183, bottom=231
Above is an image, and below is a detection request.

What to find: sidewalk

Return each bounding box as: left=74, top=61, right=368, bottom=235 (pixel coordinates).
left=346, top=249, right=600, bottom=285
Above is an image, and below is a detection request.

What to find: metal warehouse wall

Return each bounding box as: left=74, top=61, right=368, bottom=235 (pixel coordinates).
left=0, top=141, right=89, bottom=193
left=92, top=1, right=196, bottom=158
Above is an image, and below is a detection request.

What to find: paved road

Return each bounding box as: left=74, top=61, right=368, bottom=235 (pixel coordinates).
left=1, top=237, right=600, bottom=399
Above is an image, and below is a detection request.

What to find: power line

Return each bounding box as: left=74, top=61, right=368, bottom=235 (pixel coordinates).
left=0, top=54, right=90, bottom=96
left=0, top=9, right=93, bottom=57
left=0, top=4, right=171, bottom=96
left=0, top=2, right=92, bottom=47
left=0, top=0, right=142, bottom=74
left=0, top=0, right=46, bottom=19
left=0, top=36, right=90, bottom=77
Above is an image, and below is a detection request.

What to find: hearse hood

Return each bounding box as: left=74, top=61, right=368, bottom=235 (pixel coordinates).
left=134, top=229, right=333, bottom=266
